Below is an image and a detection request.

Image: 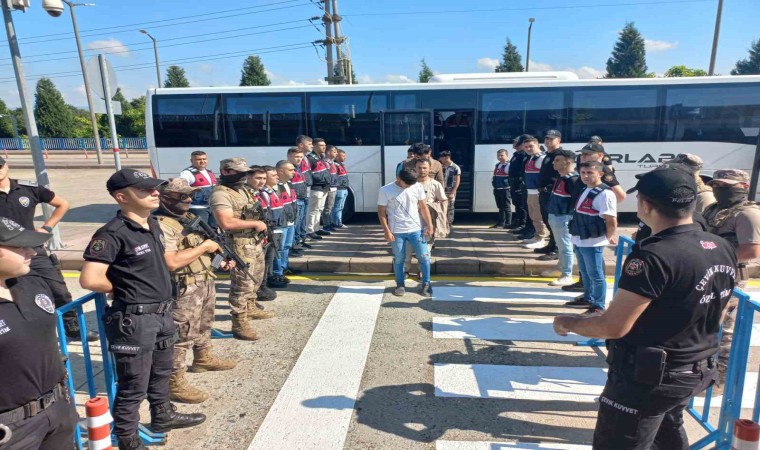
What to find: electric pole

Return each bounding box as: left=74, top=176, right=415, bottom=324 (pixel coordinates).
left=331, top=0, right=346, bottom=83
left=321, top=0, right=336, bottom=84
left=317, top=0, right=350, bottom=84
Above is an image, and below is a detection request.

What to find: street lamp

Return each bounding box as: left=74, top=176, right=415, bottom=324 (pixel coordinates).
left=708, top=0, right=724, bottom=75
left=63, top=0, right=103, bottom=164
left=139, top=29, right=162, bottom=87
left=525, top=18, right=535, bottom=72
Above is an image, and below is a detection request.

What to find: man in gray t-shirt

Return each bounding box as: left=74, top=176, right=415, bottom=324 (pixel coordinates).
left=377, top=168, right=434, bottom=297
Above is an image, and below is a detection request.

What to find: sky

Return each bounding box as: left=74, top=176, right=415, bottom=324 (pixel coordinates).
left=0, top=0, right=757, bottom=108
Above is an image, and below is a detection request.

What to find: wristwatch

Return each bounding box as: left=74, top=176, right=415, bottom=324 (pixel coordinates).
left=42, top=225, right=53, bottom=233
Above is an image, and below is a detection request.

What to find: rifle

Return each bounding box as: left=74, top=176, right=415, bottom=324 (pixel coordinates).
left=181, top=215, right=258, bottom=282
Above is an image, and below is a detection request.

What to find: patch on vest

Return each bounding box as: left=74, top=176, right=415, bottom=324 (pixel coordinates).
left=18, top=196, right=30, bottom=207
left=624, top=258, right=645, bottom=276
left=88, top=239, right=107, bottom=254
left=35, top=294, right=55, bottom=314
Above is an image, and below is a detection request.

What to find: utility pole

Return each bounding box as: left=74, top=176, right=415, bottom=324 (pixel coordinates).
left=322, top=0, right=335, bottom=84
left=2, top=2, right=63, bottom=249
left=708, top=0, right=723, bottom=75
left=64, top=0, right=103, bottom=164
left=526, top=18, right=535, bottom=72
left=331, top=0, right=346, bottom=84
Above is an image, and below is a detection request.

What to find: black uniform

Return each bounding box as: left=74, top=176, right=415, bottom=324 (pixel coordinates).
left=507, top=150, right=530, bottom=228
left=83, top=212, right=176, bottom=439
left=0, top=179, right=79, bottom=332
left=0, top=276, right=78, bottom=449
left=538, top=150, right=561, bottom=251
left=595, top=224, right=736, bottom=449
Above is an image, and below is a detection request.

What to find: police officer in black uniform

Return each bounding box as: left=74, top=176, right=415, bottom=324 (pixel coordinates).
left=507, top=135, right=533, bottom=237
left=554, top=165, right=736, bottom=449
left=80, top=169, right=205, bottom=450
left=0, top=157, right=97, bottom=341
left=0, top=217, right=78, bottom=449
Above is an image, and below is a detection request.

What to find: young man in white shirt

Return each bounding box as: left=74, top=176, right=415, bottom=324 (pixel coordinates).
left=569, top=161, right=618, bottom=314
left=377, top=168, right=435, bottom=297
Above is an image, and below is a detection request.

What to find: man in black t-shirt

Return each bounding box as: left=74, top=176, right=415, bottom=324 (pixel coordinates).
left=554, top=165, right=736, bottom=449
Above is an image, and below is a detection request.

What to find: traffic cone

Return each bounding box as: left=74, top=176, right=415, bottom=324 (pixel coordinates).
left=85, top=397, right=113, bottom=450
left=733, top=419, right=760, bottom=450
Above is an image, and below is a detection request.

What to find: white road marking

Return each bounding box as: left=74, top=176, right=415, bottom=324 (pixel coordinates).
left=433, top=317, right=580, bottom=342
left=436, top=441, right=591, bottom=450
left=693, top=372, right=758, bottom=408
left=247, top=286, right=384, bottom=450
left=433, top=286, right=613, bottom=305
left=434, top=364, right=607, bottom=402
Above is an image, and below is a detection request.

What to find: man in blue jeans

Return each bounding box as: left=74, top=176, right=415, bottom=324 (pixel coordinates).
left=545, top=149, right=580, bottom=287
left=331, top=149, right=350, bottom=228
left=569, top=161, right=618, bottom=314
left=377, top=168, right=435, bottom=297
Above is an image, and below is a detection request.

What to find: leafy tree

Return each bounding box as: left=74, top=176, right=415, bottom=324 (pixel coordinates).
left=239, top=56, right=271, bottom=86
left=33, top=77, right=75, bottom=137
left=10, top=108, right=26, bottom=136
left=495, top=38, right=524, bottom=73
left=0, top=98, right=15, bottom=138
left=123, top=96, right=146, bottom=136
left=419, top=58, right=434, bottom=83
left=164, top=65, right=190, bottom=88
left=664, top=65, right=708, bottom=77
left=731, top=39, right=760, bottom=75
left=606, top=22, right=648, bottom=78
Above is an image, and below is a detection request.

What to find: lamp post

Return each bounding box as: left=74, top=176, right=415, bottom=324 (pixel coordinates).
left=525, top=18, right=535, bottom=72
left=139, top=29, right=162, bottom=87
left=708, top=0, right=724, bottom=75
left=63, top=0, right=103, bottom=164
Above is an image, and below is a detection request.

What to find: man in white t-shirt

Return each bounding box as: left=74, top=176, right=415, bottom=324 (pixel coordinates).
left=569, top=161, right=618, bottom=314
left=378, top=167, right=435, bottom=297
left=179, top=151, right=218, bottom=227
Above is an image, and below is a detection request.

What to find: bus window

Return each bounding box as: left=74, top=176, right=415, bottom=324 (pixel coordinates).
left=665, top=84, right=760, bottom=145
left=224, top=94, right=304, bottom=146
left=570, top=87, right=659, bottom=142
left=478, top=89, right=565, bottom=144
left=153, top=94, right=224, bottom=148
left=309, top=92, right=387, bottom=146
left=393, top=93, right=417, bottom=109
left=384, top=112, right=431, bottom=146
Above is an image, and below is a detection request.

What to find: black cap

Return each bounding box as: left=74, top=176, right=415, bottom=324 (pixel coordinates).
left=580, top=143, right=605, bottom=154
left=588, top=135, right=603, bottom=144
left=0, top=216, right=51, bottom=248
left=544, top=130, right=562, bottom=139
left=106, top=168, right=166, bottom=193
left=626, top=165, right=697, bottom=207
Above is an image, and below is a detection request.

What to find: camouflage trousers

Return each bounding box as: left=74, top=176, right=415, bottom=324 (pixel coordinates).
left=228, top=242, right=265, bottom=315
left=172, top=278, right=216, bottom=372
left=717, top=296, right=740, bottom=383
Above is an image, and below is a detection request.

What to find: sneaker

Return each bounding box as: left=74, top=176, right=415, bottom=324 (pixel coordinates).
left=393, top=285, right=406, bottom=297
left=289, top=249, right=303, bottom=257
left=564, top=298, right=593, bottom=308
left=308, top=233, right=323, bottom=240
left=537, top=252, right=559, bottom=261
left=584, top=305, right=604, bottom=315
left=533, top=246, right=555, bottom=254
left=550, top=275, right=576, bottom=287
left=284, top=267, right=303, bottom=275
left=519, top=233, right=536, bottom=241
left=280, top=275, right=291, bottom=284
left=505, top=222, right=522, bottom=230
left=561, top=281, right=585, bottom=292
left=267, top=276, right=288, bottom=289
left=522, top=237, right=541, bottom=244
left=540, top=269, right=561, bottom=278
left=322, top=226, right=335, bottom=231
left=489, top=223, right=505, bottom=229
left=315, top=230, right=331, bottom=236
left=509, top=227, right=526, bottom=234
left=301, top=242, right=313, bottom=249
left=524, top=239, right=547, bottom=249
left=335, top=224, right=348, bottom=229
left=420, top=283, right=433, bottom=297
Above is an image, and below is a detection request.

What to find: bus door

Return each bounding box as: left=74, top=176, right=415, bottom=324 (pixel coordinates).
left=380, top=110, right=434, bottom=185
left=435, top=110, right=475, bottom=212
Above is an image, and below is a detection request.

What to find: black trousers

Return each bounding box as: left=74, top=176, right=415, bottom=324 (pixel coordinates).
left=492, top=188, right=512, bottom=226
left=264, top=232, right=283, bottom=278
left=10, top=255, right=78, bottom=327
left=2, top=394, right=78, bottom=450
left=102, top=307, right=175, bottom=438
left=508, top=177, right=527, bottom=226
left=593, top=365, right=715, bottom=449
left=539, top=191, right=557, bottom=250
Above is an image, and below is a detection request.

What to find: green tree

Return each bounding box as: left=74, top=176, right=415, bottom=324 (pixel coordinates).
left=33, top=77, right=75, bottom=137
left=419, top=58, right=434, bottom=83
left=239, top=56, right=271, bottom=86
left=731, top=39, right=760, bottom=75
left=10, top=108, right=26, bottom=136
left=664, top=65, right=708, bottom=77
left=606, top=22, right=648, bottom=78
left=123, top=96, right=146, bottom=136
left=0, top=98, right=15, bottom=138
left=164, top=65, right=190, bottom=88
left=495, top=38, right=524, bottom=73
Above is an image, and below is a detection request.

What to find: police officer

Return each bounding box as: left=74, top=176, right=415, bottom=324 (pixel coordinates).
left=210, top=158, right=273, bottom=341
left=0, top=156, right=98, bottom=341
left=702, top=169, right=760, bottom=388
left=554, top=164, right=736, bottom=449
left=153, top=178, right=237, bottom=405
left=80, top=169, right=205, bottom=450
left=178, top=150, right=217, bottom=228
left=535, top=130, right=564, bottom=259
left=507, top=136, right=533, bottom=238
left=0, top=217, right=78, bottom=449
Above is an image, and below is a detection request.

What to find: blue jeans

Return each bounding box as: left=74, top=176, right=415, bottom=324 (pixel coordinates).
left=548, top=214, right=574, bottom=277
left=331, top=189, right=348, bottom=227
left=574, top=245, right=606, bottom=308
left=391, top=230, right=431, bottom=285
left=275, top=225, right=295, bottom=275
left=295, top=198, right=307, bottom=243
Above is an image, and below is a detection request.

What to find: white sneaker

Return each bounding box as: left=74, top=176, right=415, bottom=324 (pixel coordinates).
left=524, top=239, right=547, bottom=249
left=522, top=237, right=540, bottom=244
left=550, top=275, right=576, bottom=287
left=540, top=269, right=561, bottom=278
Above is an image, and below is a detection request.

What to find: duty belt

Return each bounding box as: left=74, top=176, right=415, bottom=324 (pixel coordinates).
left=174, top=273, right=214, bottom=285
left=111, top=300, right=173, bottom=315
left=0, top=381, right=67, bottom=426
left=609, top=342, right=716, bottom=372
left=667, top=356, right=716, bottom=373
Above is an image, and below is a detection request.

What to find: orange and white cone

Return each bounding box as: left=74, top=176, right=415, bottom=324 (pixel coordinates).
left=734, top=419, right=760, bottom=450
left=85, top=397, right=113, bottom=450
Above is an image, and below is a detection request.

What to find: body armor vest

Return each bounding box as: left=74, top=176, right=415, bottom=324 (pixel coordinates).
left=155, top=212, right=215, bottom=280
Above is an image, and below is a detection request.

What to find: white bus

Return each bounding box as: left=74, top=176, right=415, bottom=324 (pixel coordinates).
left=145, top=73, right=760, bottom=215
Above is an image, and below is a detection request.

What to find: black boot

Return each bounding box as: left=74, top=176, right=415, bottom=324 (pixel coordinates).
left=64, top=316, right=99, bottom=342
left=150, top=402, right=206, bottom=433
left=118, top=434, right=147, bottom=450
left=257, top=285, right=278, bottom=301
left=267, top=276, right=288, bottom=289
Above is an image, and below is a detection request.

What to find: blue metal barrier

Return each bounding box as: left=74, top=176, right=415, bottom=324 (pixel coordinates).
left=56, top=293, right=166, bottom=448
left=0, top=137, right=147, bottom=151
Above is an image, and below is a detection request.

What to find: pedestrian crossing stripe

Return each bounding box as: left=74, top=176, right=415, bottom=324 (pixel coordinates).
left=433, top=286, right=612, bottom=304
left=436, top=441, right=591, bottom=450
left=433, top=317, right=582, bottom=342
left=692, top=371, right=758, bottom=408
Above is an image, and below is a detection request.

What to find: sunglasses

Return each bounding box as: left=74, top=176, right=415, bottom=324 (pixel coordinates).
left=167, top=193, right=192, bottom=201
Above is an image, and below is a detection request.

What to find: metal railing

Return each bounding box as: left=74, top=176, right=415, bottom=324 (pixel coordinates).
left=0, top=137, right=147, bottom=150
